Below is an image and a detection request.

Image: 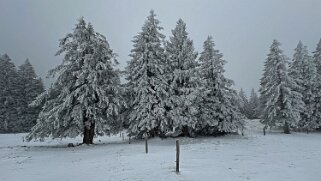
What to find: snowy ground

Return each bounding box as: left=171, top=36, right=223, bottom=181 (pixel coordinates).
left=0, top=120, right=321, bottom=181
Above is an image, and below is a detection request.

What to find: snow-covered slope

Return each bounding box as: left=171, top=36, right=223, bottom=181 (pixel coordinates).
left=0, top=120, right=320, bottom=181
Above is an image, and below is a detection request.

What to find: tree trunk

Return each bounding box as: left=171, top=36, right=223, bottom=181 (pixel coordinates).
left=83, top=126, right=91, bottom=144
left=182, top=126, right=189, bottom=137
left=89, top=122, right=95, bottom=144
left=283, top=121, right=290, bottom=134
left=263, top=125, right=267, bottom=136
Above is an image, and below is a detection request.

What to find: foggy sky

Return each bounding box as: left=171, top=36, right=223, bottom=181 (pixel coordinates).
left=1, top=0, right=321, bottom=95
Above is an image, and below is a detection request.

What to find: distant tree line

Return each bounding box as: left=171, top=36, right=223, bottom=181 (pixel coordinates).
left=238, top=38, right=321, bottom=135
left=238, top=88, right=262, bottom=120
left=259, top=40, right=321, bottom=134
left=0, top=55, right=44, bottom=133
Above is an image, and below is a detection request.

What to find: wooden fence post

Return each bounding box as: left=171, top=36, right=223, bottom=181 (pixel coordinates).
left=129, top=136, right=131, bottom=144
left=145, top=136, right=148, bottom=154
left=122, top=133, right=124, bottom=141
left=176, top=139, right=180, bottom=173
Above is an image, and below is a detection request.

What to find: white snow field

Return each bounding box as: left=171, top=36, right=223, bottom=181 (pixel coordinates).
left=0, top=120, right=321, bottom=181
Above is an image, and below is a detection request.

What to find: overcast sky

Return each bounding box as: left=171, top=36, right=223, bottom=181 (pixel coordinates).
left=1, top=0, right=321, bottom=95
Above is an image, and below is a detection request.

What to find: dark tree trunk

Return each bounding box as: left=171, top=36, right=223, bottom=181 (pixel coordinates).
left=83, top=126, right=91, bottom=144
left=182, top=126, right=189, bottom=137
left=83, top=115, right=95, bottom=144
left=89, top=122, right=95, bottom=144
left=83, top=123, right=95, bottom=144
left=283, top=121, right=290, bottom=134
left=263, top=125, right=267, bottom=136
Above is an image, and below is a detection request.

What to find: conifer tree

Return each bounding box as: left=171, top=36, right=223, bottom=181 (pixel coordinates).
left=259, top=40, right=304, bottom=134
left=238, top=88, right=249, bottom=118
left=248, top=88, right=261, bottom=119
left=314, top=39, right=321, bottom=74
left=289, top=42, right=317, bottom=132
left=0, top=54, right=20, bottom=132
left=198, top=36, right=244, bottom=135
left=312, top=38, right=321, bottom=129
left=165, top=19, right=201, bottom=137
left=126, top=10, right=168, bottom=138
left=26, top=18, right=124, bottom=144
left=18, top=59, right=45, bottom=132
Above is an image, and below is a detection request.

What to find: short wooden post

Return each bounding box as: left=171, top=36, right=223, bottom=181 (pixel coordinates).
left=176, top=139, right=180, bottom=173
left=122, top=133, right=124, bottom=141
left=145, top=136, right=148, bottom=154
left=263, top=126, right=266, bottom=136
left=241, top=127, right=244, bottom=136
left=129, top=136, right=131, bottom=144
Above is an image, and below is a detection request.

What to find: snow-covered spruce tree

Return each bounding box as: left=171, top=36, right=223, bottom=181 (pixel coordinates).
left=0, top=54, right=21, bottom=133
left=17, top=59, right=45, bottom=132
left=312, top=38, right=321, bottom=129
left=26, top=18, right=124, bottom=144
left=238, top=88, right=249, bottom=118
left=118, top=82, right=131, bottom=129
left=247, top=88, right=261, bottom=119
left=314, top=39, right=321, bottom=74
left=165, top=19, right=201, bottom=137
left=259, top=40, right=304, bottom=134
left=289, top=42, right=318, bottom=132
left=198, top=36, right=244, bottom=135
left=126, top=10, right=168, bottom=138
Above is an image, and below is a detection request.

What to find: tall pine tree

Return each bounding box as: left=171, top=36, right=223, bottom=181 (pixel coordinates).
left=248, top=88, right=261, bottom=119
left=312, top=38, right=321, bottom=129
left=289, top=42, right=317, bottom=132
left=165, top=19, right=201, bottom=137
left=26, top=18, right=124, bottom=144
left=0, top=54, right=20, bottom=133
left=238, top=88, right=249, bottom=118
left=314, top=39, right=321, bottom=75
left=18, top=59, right=45, bottom=132
left=198, top=36, right=244, bottom=135
left=260, top=40, right=304, bottom=134
left=126, top=10, right=168, bottom=138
